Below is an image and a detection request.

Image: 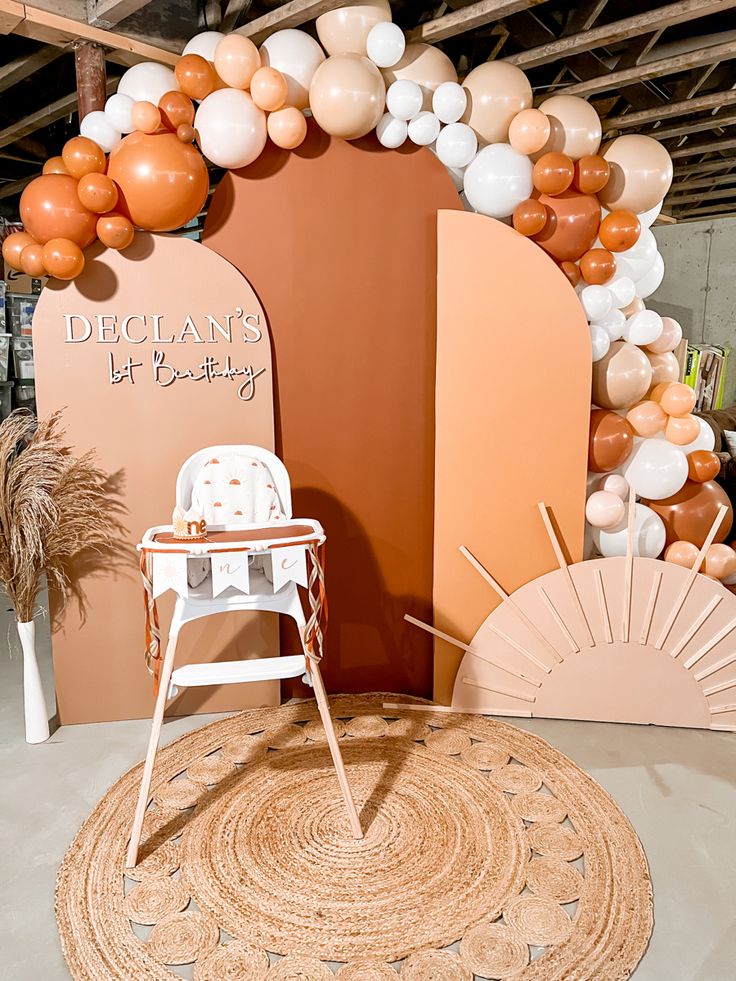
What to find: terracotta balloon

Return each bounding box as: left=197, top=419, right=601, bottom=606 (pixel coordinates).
left=621, top=296, right=645, bottom=318
left=61, top=136, right=106, bottom=179
left=43, top=156, right=69, bottom=176
left=19, top=243, right=46, bottom=277
left=131, top=100, right=161, bottom=134
left=599, top=210, right=641, bottom=253
left=599, top=134, right=673, bottom=212
left=588, top=408, right=635, bottom=472
left=559, top=260, right=581, bottom=288
left=176, top=123, right=195, bottom=143
left=687, top=450, right=721, bottom=484
left=512, top=198, right=547, bottom=236
left=96, top=213, right=135, bottom=250
left=643, top=479, right=733, bottom=548
left=704, top=543, right=736, bottom=580
left=381, top=42, right=457, bottom=111
left=41, top=237, right=85, bottom=280
left=316, top=0, right=391, bottom=56
left=76, top=172, right=119, bottom=213
left=647, top=351, right=679, bottom=387
left=592, top=340, right=653, bottom=410
left=175, top=53, right=216, bottom=100
left=626, top=400, right=666, bottom=437
left=664, top=540, right=699, bottom=569
left=537, top=95, right=602, bottom=159
left=2, top=231, right=37, bottom=271
left=158, top=91, right=195, bottom=131
left=106, top=131, right=208, bottom=231
left=460, top=60, right=531, bottom=143
left=646, top=316, right=682, bottom=355
left=20, top=175, right=97, bottom=247
left=573, top=154, right=609, bottom=194
left=666, top=414, right=701, bottom=446
left=250, top=66, right=288, bottom=112
left=266, top=106, right=308, bottom=149
left=580, top=247, right=616, bottom=285
left=213, top=33, right=260, bottom=89
left=532, top=189, right=601, bottom=262
left=309, top=54, right=385, bottom=140
left=533, top=152, right=574, bottom=196
left=659, top=382, right=696, bottom=417
left=508, top=108, right=550, bottom=155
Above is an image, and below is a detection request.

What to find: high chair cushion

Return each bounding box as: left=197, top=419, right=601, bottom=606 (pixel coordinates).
left=191, top=453, right=286, bottom=525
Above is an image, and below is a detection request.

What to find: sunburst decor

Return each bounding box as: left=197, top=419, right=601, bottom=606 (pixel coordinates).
left=55, top=695, right=652, bottom=981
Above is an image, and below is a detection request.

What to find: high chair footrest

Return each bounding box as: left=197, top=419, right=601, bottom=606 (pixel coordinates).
left=171, top=655, right=307, bottom=688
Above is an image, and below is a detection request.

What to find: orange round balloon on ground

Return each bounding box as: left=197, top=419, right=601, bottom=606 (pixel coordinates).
left=599, top=210, right=641, bottom=252
left=106, top=131, right=208, bottom=231
left=532, top=189, right=601, bottom=261
left=573, top=154, right=609, bottom=194
left=20, top=174, right=97, bottom=247
left=687, top=450, right=720, bottom=483
left=533, top=152, right=574, bottom=195
left=77, top=172, right=119, bottom=213
left=19, top=243, right=46, bottom=277
left=43, top=155, right=69, bottom=176
left=512, top=198, right=547, bottom=236
left=96, top=213, right=135, bottom=250
left=62, top=136, right=106, bottom=179
left=175, top=53, right=216, bottom=100
left=42, top=237, right=85, bottom=280
left=159, top=90, right=195, bottom=131
left=2, top=231, right=36, bottom=271
left=588, top=408, right=635, bottom=472
left=643, top=479, right=733, bottom=547
left=580, top=247, right=616, bottom=285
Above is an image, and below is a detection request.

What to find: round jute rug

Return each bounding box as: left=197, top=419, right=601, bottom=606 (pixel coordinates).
left=55, top=694, right=653, bottom=980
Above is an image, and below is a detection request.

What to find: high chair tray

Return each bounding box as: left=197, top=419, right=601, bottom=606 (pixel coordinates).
left=139, top=520, right=323, bottom=553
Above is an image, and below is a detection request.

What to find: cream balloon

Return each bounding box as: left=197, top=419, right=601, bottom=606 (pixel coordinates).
left=599, top=135, right=673, bottom=212
left=381, top=42, right=457, bottom=111
left=183, top=31, right=224, bottom=62
left=432, top=81, right=467, bottom=124
left=598, top=473, right=629, bottom=499
left=586, top=490, right=626, bottom=529
left=118, top=62, right=178, bottom=105
left=461, top=61, right=532, bottom=145
left=258, top=29, right=326, bottom=111
left=309, top=53, right=385, bottom=140
left=463, top=143, right=533, bottom=219
left=622, top=438, right=688, bottom=500
left=316, top=0, right=391, bottom=57
left=194, top=89, right=266, bottom=168
left=591, top=340, right=652, bottom=409
left=366, top=21, right=405, bottom=68
left=591, top=503, right=666, bottom=558
left=646, top=316, right=682, bottom=354
left=537, top=95, right=602, bottom=159
left=266, top=106, right=307, bottom=149
left=646, top=350, right=679, bottom=386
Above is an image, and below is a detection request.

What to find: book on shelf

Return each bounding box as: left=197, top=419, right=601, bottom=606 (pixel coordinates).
left=681, top=342, right=730, bottom=411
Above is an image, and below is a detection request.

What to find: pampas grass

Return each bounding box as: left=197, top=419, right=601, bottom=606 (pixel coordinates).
left=0, top=408, right=125, bottom=623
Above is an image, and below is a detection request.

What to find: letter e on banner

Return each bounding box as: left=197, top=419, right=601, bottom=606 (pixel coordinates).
left=272, top=545, right=308, bottom=593
left=212, top=552, right=250, bottom=597
left=152, top=552, right=189, bottom=599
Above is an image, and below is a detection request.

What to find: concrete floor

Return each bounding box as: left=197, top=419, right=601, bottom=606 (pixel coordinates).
left=1, top=603, right=735, bottom=981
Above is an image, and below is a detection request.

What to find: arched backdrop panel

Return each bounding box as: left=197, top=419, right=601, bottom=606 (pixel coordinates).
left=433, top=210, right=592, bottom=703
left=34, top=234, right=279, bottom=723
left=204, top=122, right=462, bottom=696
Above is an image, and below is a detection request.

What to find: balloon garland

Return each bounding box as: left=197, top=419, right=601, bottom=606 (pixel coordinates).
left=3, top=2, right=734, bottom=575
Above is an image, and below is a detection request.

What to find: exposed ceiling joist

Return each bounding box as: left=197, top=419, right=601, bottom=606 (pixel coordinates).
left=407, top=0, right=548, bottom=45
left=670, top=135, right=736, bottom=157
left=0, top=41, right=67, bottom=93
left=675, top=156, right=736, bottom=174
left=676, top=200, right=736, bottom=216
left=651, top=111, right=736, bottom=140
left=0, top=172, right=35, bottom=199
left=603, top=88, right=736, bottom=131
left=87, top=0, right=158, bottom=29
left=670, top=172, right=736, bottom=191
left=667, top=186, right=736, bottom=203
left=0, top=75, right=117, bottom=149
left=237, top=0, right=346, bottom=44
left=221, top=0, right=251, bottom=32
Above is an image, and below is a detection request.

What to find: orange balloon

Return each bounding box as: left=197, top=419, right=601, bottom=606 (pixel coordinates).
left=704, top=543, right=736, bottom=580
left=106, top=131, right=208, bottom=231
left=266, top=106, right=307, bottom=149
left=176, top=123, right=195, bottom=143
left=76, top=172, right=119, bottom=213
left=2, top=231, right=37, bottom=271
left=580, top=247, right=616, bottom=285
left=96, top=213, right=135, bottom=250
left=61, top=136, right=106, bottom=179
left=533, top=152, right=574, bottom=195
left=665, top=414, right=701, bottom=446
left=43, top=155, right=69, bottom=175
left=573, top=154, right=609, bottom=194
left=626, top=400, right=666, bottom=437
left=19, top=243, right=46, bottom=277
left=42, top=237, right=85, bottom=280
left=175, top=53, right=216, bottom=100
left=20, top=174, right=97, bottom=247
left=559, top=260, right=581, bottom=287
left=588, top=408, right=635, bottom=472
left=643, top=480, right=733, bottom=548
left=599, top=210, right=641, bottom=253
left=512, top=198, right=547, bottom=237
left=533, top=190, right=601, bottom=262
left=158, top=90, right=195, bottom=131
left=687, top=450, right=720, bottom=483
left=664, top=540, right=699, bottom=569
left=659, top=381, right=696, bottom=417
left=250, top=66, right=288, bottom=112
left=131, top=100, right=161, bottom=134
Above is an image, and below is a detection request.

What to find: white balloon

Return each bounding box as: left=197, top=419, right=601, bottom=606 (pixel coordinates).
left=623, top=309, right=663, bottom=346
left=618, top=226, right=657, bottom=281
left=194, top=89, right=267, bottom=169
left=463, top=143, right=533, bottom=219
left=580, top=285, right=612, bottom=322
left=376, top=112, right=407, bottom=148
left=623, top=438, right=688, bottom=500
left=636, top=251, right=665, bottom=298
left=435, top=122, right=477, bottom=168
left=408, top=111, right=440, bottom=146
left=104, top=93, right=135, bottom=134
left=594, top=308, right=625, bottom=342
left=259, top=29, right=325, bottom=111
left=589, top=322, right=610, bottom=362
left=118, top=62, right=177, bottom=105
left=592, top=503, right=666, bottom=558
left=366, top=21, right=405, bottom=68
left=386, top=78, right=423, bottom=121
left=678, top=416, right=716, bottom=454
left=79, top=110, right=121, bottom=153
left=183, top=31, right=224, bottom=62
left=606, top=274, right=636, bottom=310
left=432, top=81, right=467, bottom=124
left=638, top=200, right=663, bottom=228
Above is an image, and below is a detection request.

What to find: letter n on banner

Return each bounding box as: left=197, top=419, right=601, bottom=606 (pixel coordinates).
left=272, top=545, right=308, bottom=593
left=212, top=553, right=250, bottom=597
left=152, top=553, right=188, bottom=599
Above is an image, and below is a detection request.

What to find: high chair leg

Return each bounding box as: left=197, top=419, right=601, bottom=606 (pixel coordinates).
left=126, top=630, right=180, bottom=869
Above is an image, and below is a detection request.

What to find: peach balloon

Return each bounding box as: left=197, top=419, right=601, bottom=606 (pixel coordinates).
left=76, top=172, right=119, bottom=213
left=460, top=60, right=531, bottom=144
left=214, top=33, right=260, bottom=89
left=537, top=94, right=602, bottom=159
left=159, top=91, right=195, bottom=131
left=61, top=136, right=106, bottom=179
left=42, top=237, right=85, bottom=280
left=309, top=53, right=385, bottom=140
left=626, top=400, right=666, bottom=437
left=659, top=381, right=696, bottom=417
left=646, top=316, right=682, bottom=355
left=259, top=30, right=326, bottom=111
left=20, top=174, right=97, bottom=247
left=598, top=473, right=629, bottom=499
left=175, top=53, right=217, bottom=100
left=96, top=213, right=135, bottom=250
left=666, top=414, right=700, bottom=446
left=647, top=350, right=680, bottom=386
left=664, top=540, right=699, bottom=569
left=592, top=340, right=653, bottom=410
left=382, top=42, right=457, bottom=110
left=586, top=490, right=625, bottom=529
left=266, top=106, right=308, bottom=149
left=316, top=0, right=391, bottom=57
left=508, top=108, right=550, bottom=155
left=621, top=296, right=645, bottom=318
left=131, top=100, right=161, bottom=134
left=250, top=66, right=288, bottom=112
left=599, top=134, right=673, bottom=213
left=19, top=243, right=46, bottom=277
left=704, top=543, right=736, bottom=580
left=43, top=156, right=69, bottom=175
left=2, top=231, right=37, bottom=271
left=687, top=450, right=720, bottom=484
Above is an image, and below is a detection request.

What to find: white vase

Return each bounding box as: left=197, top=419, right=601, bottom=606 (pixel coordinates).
left=17, top=619, right=50, bottom=744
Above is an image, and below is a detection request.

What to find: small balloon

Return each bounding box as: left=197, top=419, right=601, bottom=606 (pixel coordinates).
left=573, top=154, right=609, bottom=194
left=687, top=450, right=720, bottom=484
left=599, top=210, right=641, bottom=252
left=580, top=248, right=616, bottom=285
left=666, top=414, right=701, bottom=446
left=61, top=136, right=106, bottom=179
left=598, top=473, right=629, bottom=499
left=586, top=490, right=626, bottom=529
left=646, top=316, right=682, bottom=355
left=267, top=106, right=308, bottom=149
left=508, top=108, right=550, bottom=155
left=588, top=408, right=635, bottom=472
left=76, top=172, right=119, bottom=213
left=42, top=237, right=85, bottom=280
left=589, top=322, right=610, bottom=362
left=533, top=151, right=574, bottom=196
left=2, top=231, right=37, bottom=271
left=659, top=382, right=696, bottom=417
left=176, top=123, right=195, bottom=143
left=214, top=33, right=261, bottom=90
left=96, top=213, right=135, bottom=250
left=626, top=400, right=667, bottom=437
left=131, top=101, right=161, bottom=134
left=158, top=91, right=195, bottom=131
left=704, top=543, right=736, bottom=580
left=43, top=156, right=69, bottom=175
left=512, top=199, right=547, bottom=237
left=537, top=94, right=602, bottom=159
left=175, top=53, right=217, bottom=100
left=432, top=81, right=467, bottom=124
left=250, top=66, right=288, bottom=111
left=580, top=284, right=613, bottom=321
left=366, top=21, right=406, bottom=68
left=664, top=540, right=699, bottom=569
left=647, top=350, right=679, bottom=386
left=375, top=112, right=407, bottom=148
left=19, top=243, right=46, bottom=277
left=559, top=260, right=581, bottom=288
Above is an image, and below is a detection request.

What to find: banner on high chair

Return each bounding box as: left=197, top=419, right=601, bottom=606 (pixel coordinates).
left=152, top=552, right=188, bottom=600
left=211, top=552, right=251, bottom=597
left=272, top=545, right=308, bottom=593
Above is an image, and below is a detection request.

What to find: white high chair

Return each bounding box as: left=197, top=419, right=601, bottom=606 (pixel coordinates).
left=126, top=445, right=362, bottom=869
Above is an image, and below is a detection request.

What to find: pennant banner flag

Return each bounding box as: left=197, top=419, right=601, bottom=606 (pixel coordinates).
left=211, top=552, right=251, bottom=597
left=152, top=552, right=189, bottom=599
left=272, top=544, right=309, bottom=593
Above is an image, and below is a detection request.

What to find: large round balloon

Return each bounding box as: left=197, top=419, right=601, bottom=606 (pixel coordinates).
left=599, top=134, right=673, bottom=212
left=381, top=42, right=457, bottom=111
left=194, top=88, right=267, bottom=168
left=536, top=95, right=602, bottom=159
left=643, top=479, right=733, bottom=547
left=591, top=502, right=666, bottom=558
left=460, top=61, right=532, bottom=145
left=463, top=143, right=533, bottom=219
left=118, top=62, right=178, bottom=106
left=622, top=437, right=688, bottom=500
left=316, top=0, right=391, bottom=56
left=259, top=29, right=326, bottom=110
left=20, top=174, right=97, bottom=247
left=107, top=131, right=208, bottom=231
left=588, top=408, right=635, bottom=472
left=592, top=340, right=652, bottom=410
left=532, top=189, right=600, bottom=262
left=309, top=53, right=385, bottom=140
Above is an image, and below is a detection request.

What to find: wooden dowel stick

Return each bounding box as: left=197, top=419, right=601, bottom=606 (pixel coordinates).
left=669, top=595, right=722, bottom=659
left=622, top=486, right=636, bottom=642
left=689, top=622, right=736, bottom=676
left=639, top=571, right=662, bottom=646
left=703, top=677, right=736, bottom=697
left=461, top=675, right=536, bottom=703
left=709, top=703, right=736, bottom=715
left=487, top=623, right=552, bottom=675
left=537, top=503, right=595, bottom=647
left=538, top=586, right=579, bottom=653
left=594, top=568, right=613, bottom=644
left=382, top=701, right=533, bottom=718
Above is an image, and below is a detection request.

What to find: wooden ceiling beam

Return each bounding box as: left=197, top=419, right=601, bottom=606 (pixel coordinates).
left=670, top=172, right=736, bottom=191
left=406, top=0, right=549, bottom=45
left=0, top=75, right=117, bottom=149
left=670, top=135, right=736, bottom=157
left=0, top=41, right=67, bottom=93
left=675, top=156, right=736, bottom=174
left=87, top=0, right=158, bottom=29
left=221, top=0, right=252, bottom=32
left=650, top=112, right=736, bottom=141
left=0, top=172, right=36, bottom=199
left=237, top=0, right=347, bottom=44
left=603, top=88, right=736, bottom=131
left=674, top=201, right=736, bottom=216
left=666, top=186, right=736, bottom=204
